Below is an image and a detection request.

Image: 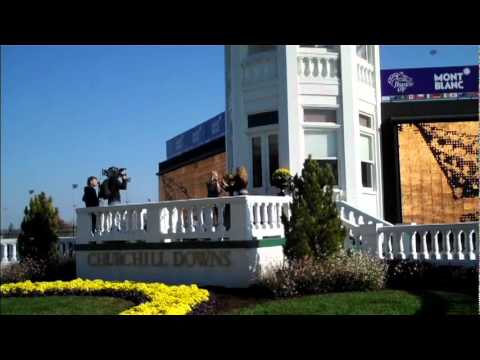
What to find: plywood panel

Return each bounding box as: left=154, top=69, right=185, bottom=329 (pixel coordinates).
left=398, top=121, right=479, bottom=224
left=160, top=152, right=227, bottom=201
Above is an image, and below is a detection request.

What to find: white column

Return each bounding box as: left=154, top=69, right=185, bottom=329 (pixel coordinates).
left=278, top=45, right=301, bottom=175
left=1, top=243, right=8, bottom=263
left=340, top=45, right=361, bottom=207
left=373, top=45, right=384, bottom=219
left=11, top=243, right=18, bottom=262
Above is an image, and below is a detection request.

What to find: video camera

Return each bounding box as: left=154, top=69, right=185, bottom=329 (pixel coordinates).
left=102, top=167, right=131, bottom=183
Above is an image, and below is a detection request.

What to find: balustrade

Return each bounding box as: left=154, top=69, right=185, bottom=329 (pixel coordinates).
left=76, top=196, right=292, bottom=244
left=297, top=52, right=340, bottom=81
left=357, top=62, right=375, bottom=87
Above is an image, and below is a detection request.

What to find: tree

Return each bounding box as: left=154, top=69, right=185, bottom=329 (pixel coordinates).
left=17, top=192, right=60, bottom=263
left=283, top=157, right=346, bottom=261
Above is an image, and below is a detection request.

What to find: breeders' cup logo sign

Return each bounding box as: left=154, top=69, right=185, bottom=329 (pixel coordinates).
left=387, top=71, right=414, bottom=93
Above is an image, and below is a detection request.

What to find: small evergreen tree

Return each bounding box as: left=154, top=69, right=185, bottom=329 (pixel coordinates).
left=283, top=157, right=346, bottom=261
left=17, top=192, right=60, bottom=263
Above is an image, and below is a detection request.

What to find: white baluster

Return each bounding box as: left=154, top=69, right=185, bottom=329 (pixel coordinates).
left=328, top=58, right=334, bottom=78
left=304, top=57, right=310, bottom=77
left=254, top=203, right=260, bottom=229
left=398, top=232, right=406, bottom=260
left=433, top=231, right=441, bottom=260
left=421, top=231, right=430, bottom=260
left=386, top=233, right=394, bottom=260
left=205, top=206, right=214, bottom=234
left=177, top=207, right=185, bottom=234
left=444, top=231, right=453, bottom=260
left=275, top=203, right=281, bottom=228
left=261, top=203, right=268, bottom=229
left=409, top=232, right=418, bottom=260
left=377, top=232, right=385, bottom=259
left=455, top=231, right=465, bottom=260
left=312, top=57, right=319, bottom=77
left=217, top=203, right=226, bottom=234
left=168, top=207, right=174, bottom=234
left=196, top=207, right=204, bottom=232
left=320, top=58, right=327, bottom=78
left=467, top=230, right=475, bottom=260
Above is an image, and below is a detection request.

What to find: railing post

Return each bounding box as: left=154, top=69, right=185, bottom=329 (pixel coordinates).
left=146, top=206, right=160, bottom=242
left=76, top=209, right=92, bottom=244
left=360, top=223, right=383, bottom=258
left=229, top=197, right=251, bottom=240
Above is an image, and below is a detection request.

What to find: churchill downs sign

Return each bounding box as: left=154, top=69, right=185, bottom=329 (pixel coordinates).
left=87, top=250, right=232, bottom=268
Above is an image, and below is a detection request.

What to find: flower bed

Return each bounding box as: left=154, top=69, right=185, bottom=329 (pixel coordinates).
left=0, top=278, right=210, bottom=315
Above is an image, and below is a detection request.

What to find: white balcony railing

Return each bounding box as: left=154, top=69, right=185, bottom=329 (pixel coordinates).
left=297, top=51, right=340, bottom=82
left=0, top=237, right=75, bottom=266
left=76, top=195, right=292, bottom=244
left=376, top=223, right=478, bottom=262
left=357, top=62, right=375, bottom=87
left=337, top=201, right=479, bottom=266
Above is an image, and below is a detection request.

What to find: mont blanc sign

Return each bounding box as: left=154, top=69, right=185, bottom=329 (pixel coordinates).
left=381, top=65, right=478, bottom=101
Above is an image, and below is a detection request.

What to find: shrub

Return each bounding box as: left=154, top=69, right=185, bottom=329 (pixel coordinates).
left=283, top=157, right=346, bottom=260
left=17, top=192, right=61, bottom=263
left=0, top=257, right=48, bottom=284
left=0, top=257, right=76, bottom=284
left=259, top=250, right=387, bottom=298
left=44, top=257, right=77, bottom=281
left=386, top=260, right=478, bottom=294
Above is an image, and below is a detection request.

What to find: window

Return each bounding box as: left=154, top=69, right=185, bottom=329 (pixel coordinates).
left=359, top=114, right=373, bottom=128
left=304, top=131, right=339, bottom=185
left=300, top=45, right=339, bottom=52
left=248, top=45, right=276, bottom=55
left=248, top=111, right=279, bottom=128
left=268, top=134, right=279, bottom=184
left=304, top=109, right=337, bottom=123
left=252, top=137, right=263, bottom=188
left=356, top=45, right=374, bottom=65
left=360, top=134, right=374, bottom=189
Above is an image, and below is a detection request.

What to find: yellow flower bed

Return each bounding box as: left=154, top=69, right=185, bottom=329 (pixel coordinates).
left=0, top=278, right=210, bottom=315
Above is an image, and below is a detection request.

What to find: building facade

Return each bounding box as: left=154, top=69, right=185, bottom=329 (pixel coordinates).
left=225, top=45, right=383, bottom=218
left=158, top=47, right=479, bottom=226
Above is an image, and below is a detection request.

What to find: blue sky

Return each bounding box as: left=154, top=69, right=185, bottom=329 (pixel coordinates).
left=1, top=45, right=477, bottom=228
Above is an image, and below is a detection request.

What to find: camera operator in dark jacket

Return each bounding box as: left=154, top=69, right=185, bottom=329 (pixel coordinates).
left=82, top=176, right=100, bottom=233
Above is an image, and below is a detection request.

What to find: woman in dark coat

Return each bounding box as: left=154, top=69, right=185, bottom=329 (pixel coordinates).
left=82, top=176, right=100, bottom=233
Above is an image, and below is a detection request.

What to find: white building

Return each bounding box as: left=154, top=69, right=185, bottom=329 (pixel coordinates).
left=225, top=45, right=383, bottom=218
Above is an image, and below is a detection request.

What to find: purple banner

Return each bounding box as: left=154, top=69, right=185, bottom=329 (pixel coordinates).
left=381, top=65, right=478, bottom=98
left=166, top=112, right=225, bottom=159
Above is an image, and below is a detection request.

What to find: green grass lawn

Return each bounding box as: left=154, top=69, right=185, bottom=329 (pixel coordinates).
left=226, top=290, right=478, bottom=315
left=0, top=296, right=135, bottom=315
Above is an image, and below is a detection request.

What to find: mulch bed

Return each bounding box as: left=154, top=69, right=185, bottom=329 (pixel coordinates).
left=189, top=286, right=273, bottom=315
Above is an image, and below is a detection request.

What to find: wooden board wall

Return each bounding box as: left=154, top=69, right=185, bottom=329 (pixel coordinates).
left=159, top=152, right=227, bottom=201
left=398, top=121, right=479, bottom=224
